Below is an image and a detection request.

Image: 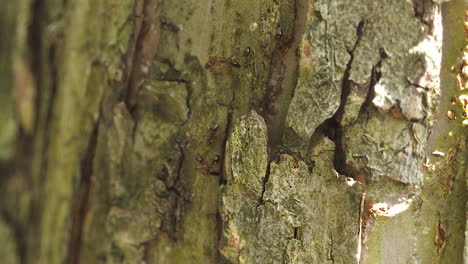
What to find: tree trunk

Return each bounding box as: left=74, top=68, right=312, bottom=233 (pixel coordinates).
left=0, top=0, right=466, bottom=263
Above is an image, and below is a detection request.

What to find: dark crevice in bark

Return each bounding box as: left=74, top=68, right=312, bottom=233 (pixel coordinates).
left=261, top=0, right=309, bottom=149
left=306, top=21, right=383, bottom=263
left=25, top=0, right=61, bottom=259
left=170, top=141, right=189, bottom=201
left=219, top=112, right=233, bottom=185
left=356, top=49, right=386, bottom=121
left=41, top=44, right=59, bottom=159
left=121, top=0, right=143, bottom=107
left=24, top=1, right=45, bottom=262
left=338, top=19, right=365, bottom=120
left=407, top=78, right=430, bottom=91
left=146, top=56, right=202, bottom=249
left=123, top=0, right=162, bottom=116
left=435, top=214, right=446, bottom=256
left=322, top=20, right=365, bottom=179
left=257, top=0, right=309, bottom=209
left=304, top=18, right=389, bottom=264
left=293, top=227, right=299, bottom=239
left=66, top=116, right=100, bottom=264
left=159, top=198, right=183, bottom=242
left=326, top=119, right=348, bottom=176
left=0, top=210, right=27, bottom=264
left=154, top=140, right=188, bottom=242
left=216, top=99, right=235, bottom=259
left=257, top=160, right=271, bottom=207
left=32, top=41, right=59, bottom=246
left=28, top=0, right=43, bottom=135
left=28, top=0, right=60, bottom=179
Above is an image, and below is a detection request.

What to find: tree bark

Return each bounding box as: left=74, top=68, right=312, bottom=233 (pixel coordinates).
left=0, top=0, right=466, bottom=263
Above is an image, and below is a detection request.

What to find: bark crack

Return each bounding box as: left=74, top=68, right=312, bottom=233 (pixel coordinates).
left=257, top=159, right=271, bottom=207
left=66, top=115, right=101, bottom=264
left=219, top=112, right=233, bottom=185
left=321, top=20, right=365, bottom=179
left=26, top=0, right=62, bottom=260
left=308, top=20, right=377, bottom=263
left=153, top=140, right=188, bottom=243
left=256, top=0, right=309, bottom=209
left=261, top=0, right=309, bottom=148
left=123, top=0, right=162, bottom=113
left=293, top=226, right=301, bottom=241
left=435, top=214, right=446, bottom=256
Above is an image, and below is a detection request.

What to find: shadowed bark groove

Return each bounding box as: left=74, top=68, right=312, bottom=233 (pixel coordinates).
left=124, top=0, right=163, bottom=111
left=325, top=19, right=365, bottom=179
left=257, top=0, right=309, bottom=211
left=262, top=0, right=309, bottom=148
left=26, top=0, right=62, bottom=261
left=66, top=116, right=100, bottom=264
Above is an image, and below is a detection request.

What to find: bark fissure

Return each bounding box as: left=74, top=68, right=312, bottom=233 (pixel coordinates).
left=170, top=141, right=189, bottom=201
left=66, top=117, right=100, bottom=264
left=122, top=0, right=144, bottom=108
left=257, top=0, right=309, bottom=209
left=435, top=214, right=446, bottom=256
left=28, top=0, right=44, bottom=135
left=26, top=2, right=62, bottom=259
left=35, top=41, right=60, bottom=186
left=219, top=112, right=233, bottom=185
left=293, top=227, right=299, bottom=239
left=257, top=159, right=271, bottom=207
left=262, top=0, right=309, bottom=148
left=320, top=20, right=365, bottom=179
left=155, top=141, right=188, bottom=242
left=123, top=0, right=162, bottom=112
left=308, top=19, right=383, bottom=263
left=356, top=51, right=385, bottom=122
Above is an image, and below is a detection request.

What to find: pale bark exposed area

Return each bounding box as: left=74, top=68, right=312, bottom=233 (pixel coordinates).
left=0, top=0, right=466, bottom=264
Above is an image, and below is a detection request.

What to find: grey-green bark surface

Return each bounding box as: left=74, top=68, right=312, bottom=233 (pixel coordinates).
left=0, top=0, right=466, bottom=264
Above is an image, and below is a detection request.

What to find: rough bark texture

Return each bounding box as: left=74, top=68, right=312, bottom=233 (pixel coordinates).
left=0, top=0, right=466, bottom=263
